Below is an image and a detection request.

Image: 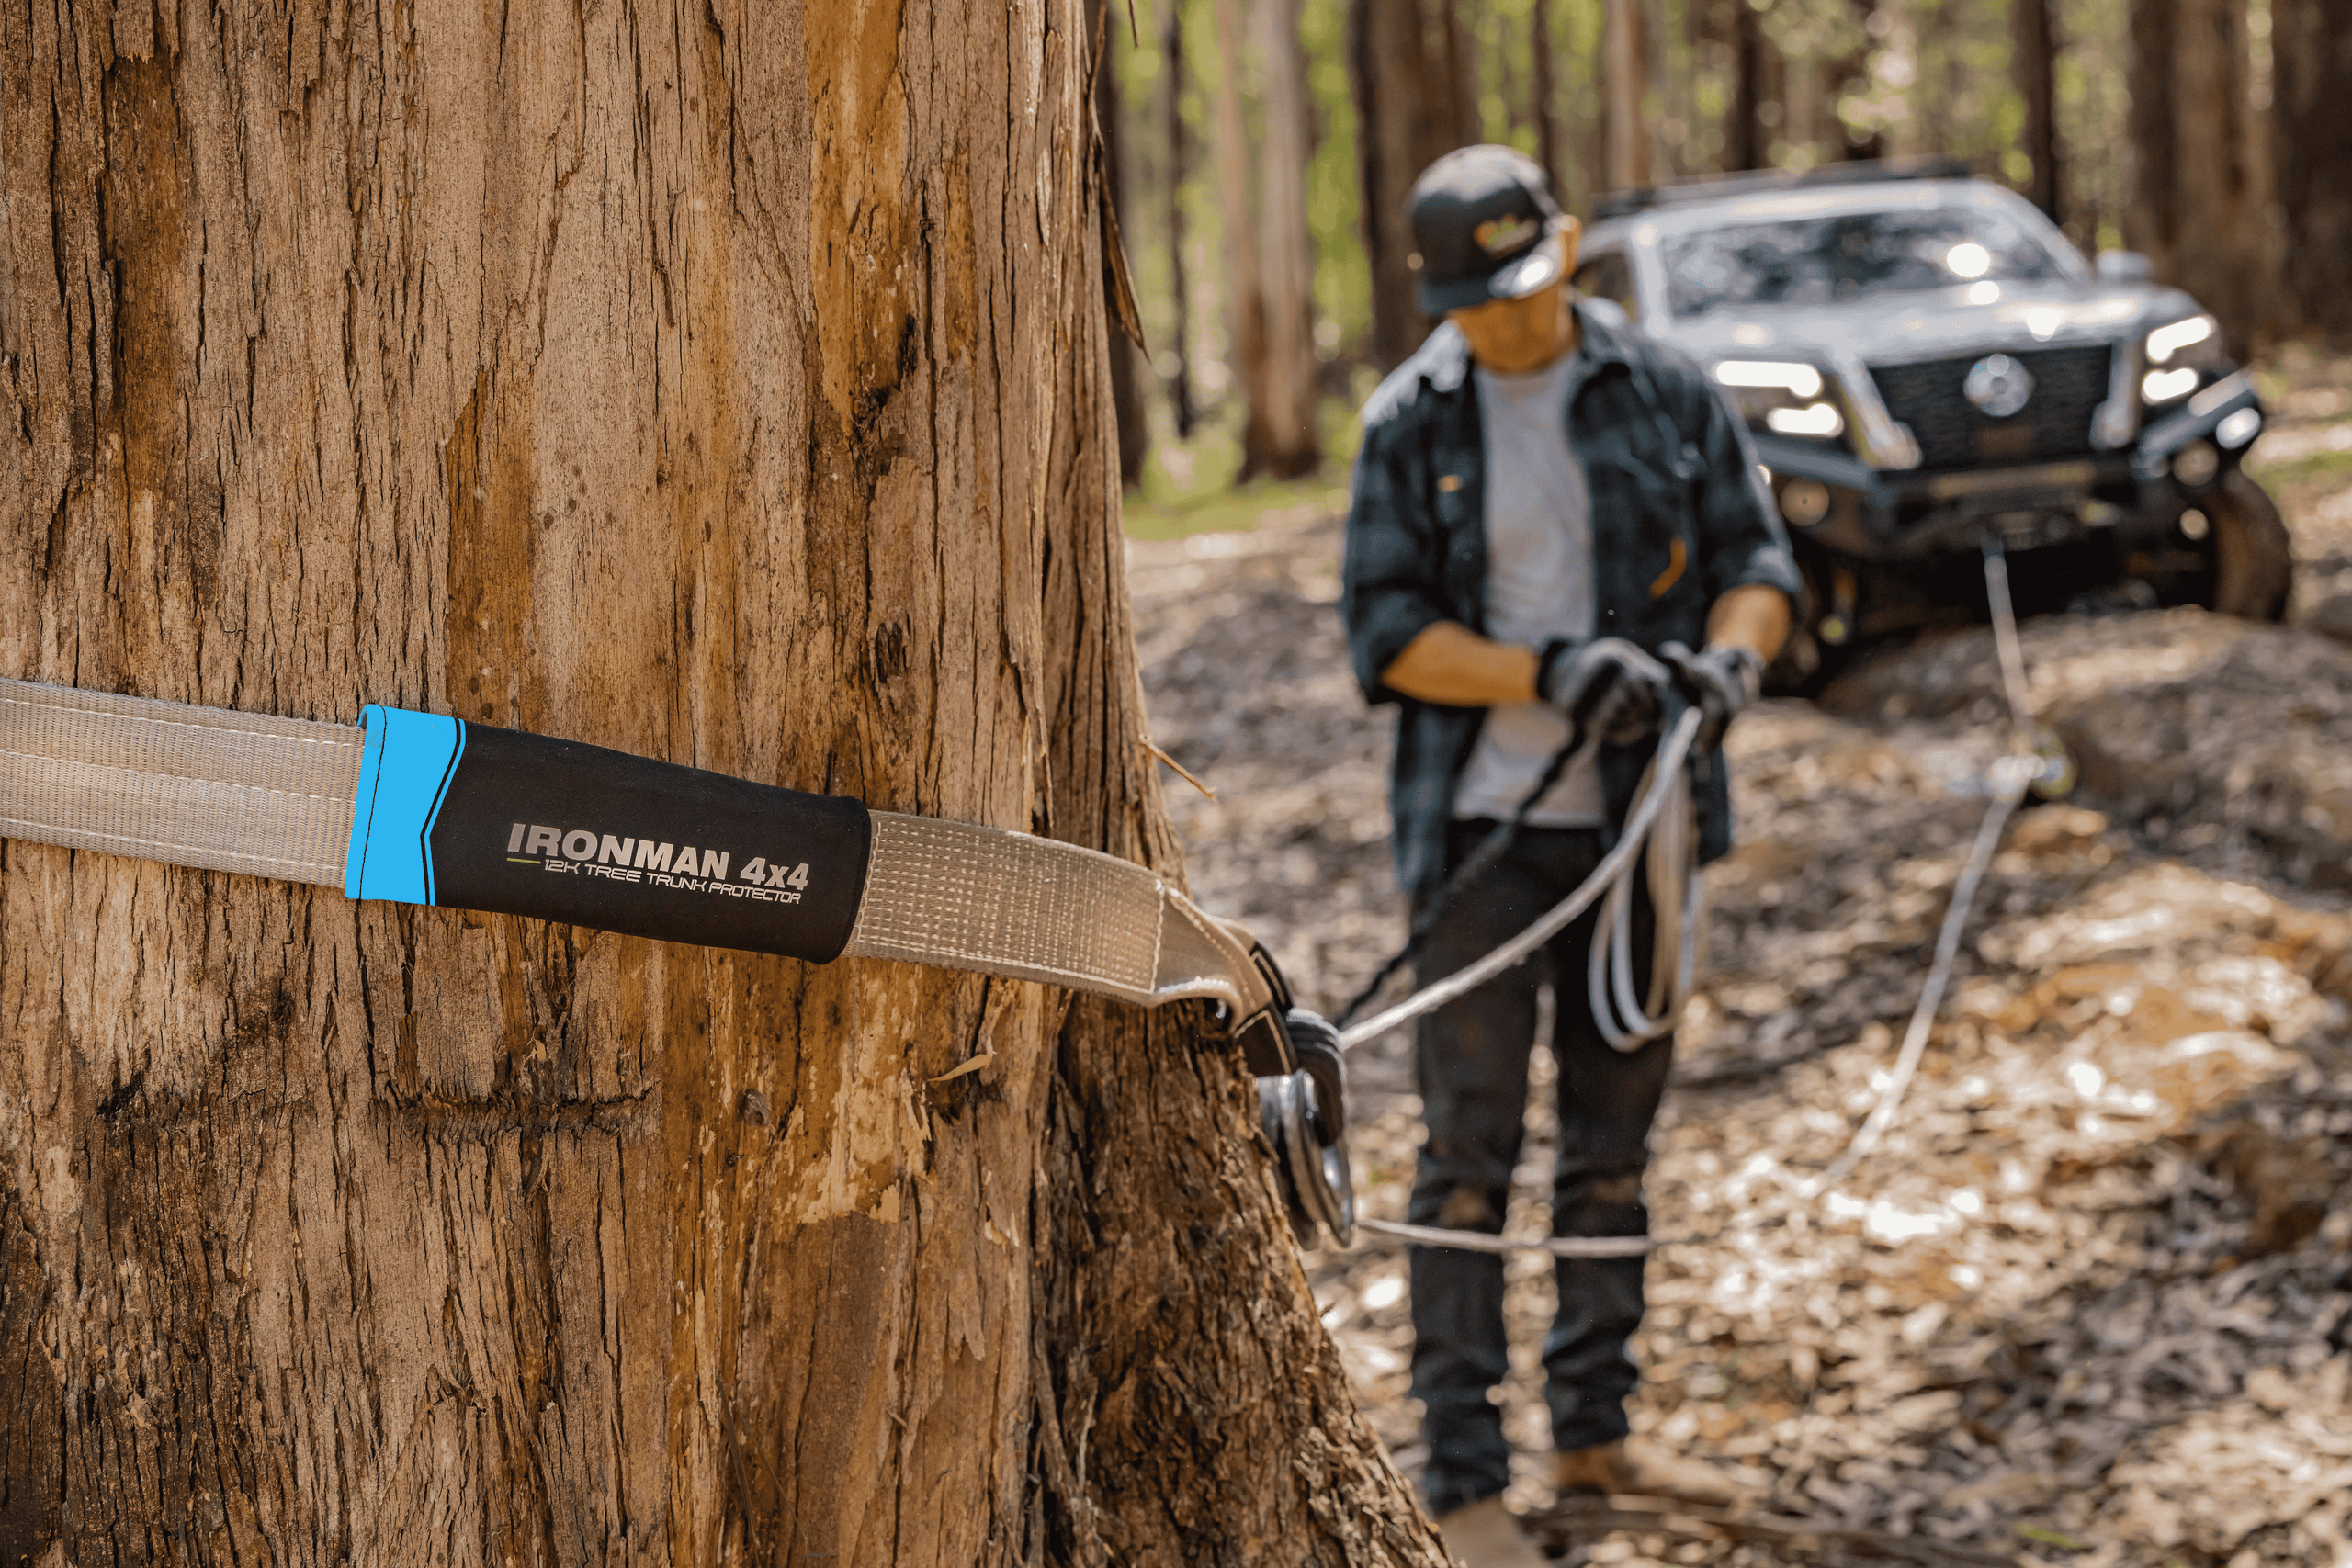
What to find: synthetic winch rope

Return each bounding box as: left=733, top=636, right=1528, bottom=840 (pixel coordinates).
left=1336, top=709, right=1705, bottom=1055
left=1767, top=538, right=2051, bottom=1201
left=1337, top=707, right=1706, bottom=1260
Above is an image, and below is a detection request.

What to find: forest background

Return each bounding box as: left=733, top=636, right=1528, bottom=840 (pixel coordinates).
left=1105, top=0, right=2351, bottom=536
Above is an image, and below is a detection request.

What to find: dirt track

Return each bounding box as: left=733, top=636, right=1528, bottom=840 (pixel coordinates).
left=1128, top=397, right=2352, bottom=1566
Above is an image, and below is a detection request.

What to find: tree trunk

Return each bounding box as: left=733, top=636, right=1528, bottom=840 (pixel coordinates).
left=1349, top=0, right=1475, bottom=369
left=1446, top=0, right=1485, bottom=145
left=1098, top=3, right=1150, bottom=490
left=2014, top=0, right=2063, bottom=218
left=2125, top=0, right=2266, bottom=354
left=1208, top=0, right=1274, bottom=479
left=1164, top=0, right=1200, bottom=439
left=1726, top=0, right=1772, bottom=170
left=1531, top=0, right=1566, bottom=197
left=1602, top=0, right=1654, bottom=191
left=1250, top=0, right=1323, bottom=479
left=0, top=5, right=1441, bottom=1564
left=2269, top=0, right=2352, bottom=343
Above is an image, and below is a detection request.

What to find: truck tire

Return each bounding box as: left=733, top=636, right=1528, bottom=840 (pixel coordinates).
left=2207, top=469, right=2293, bottom=622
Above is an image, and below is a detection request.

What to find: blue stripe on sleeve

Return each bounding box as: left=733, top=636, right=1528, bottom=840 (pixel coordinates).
left=344, top=705, right=466, bottom=905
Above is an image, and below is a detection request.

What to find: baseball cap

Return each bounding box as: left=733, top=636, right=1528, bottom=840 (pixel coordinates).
left=1408, top=145, right=1567, bottom=317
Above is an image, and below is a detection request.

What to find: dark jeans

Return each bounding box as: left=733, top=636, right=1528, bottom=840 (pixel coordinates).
left=1408, top=819, right=1675, bottom=1517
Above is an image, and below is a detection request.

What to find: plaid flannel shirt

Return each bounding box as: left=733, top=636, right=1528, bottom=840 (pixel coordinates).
left=1340, top=302, right=1802, bottom=908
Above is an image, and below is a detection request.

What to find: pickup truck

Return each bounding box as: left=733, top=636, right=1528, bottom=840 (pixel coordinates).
left=1573, top=161, right=2290, bottom=684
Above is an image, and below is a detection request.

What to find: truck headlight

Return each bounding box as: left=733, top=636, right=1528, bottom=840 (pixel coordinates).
left=2144, top=314, right=2217, bottom=365
left=1713, top=360, right=1843, bottom=440
left=2141, top=314, right=2223, bottom=407
left=1765, top=403, right=1846, bottom=438
left=1714, top=360, right=1823, bottom=398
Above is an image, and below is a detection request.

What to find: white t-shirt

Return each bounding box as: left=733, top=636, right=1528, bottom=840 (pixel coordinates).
left=1451, top=349, right=1606, bottom=826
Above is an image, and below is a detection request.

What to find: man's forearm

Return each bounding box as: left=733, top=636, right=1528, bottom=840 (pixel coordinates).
left=1377, top=622, right=1540, bottom=706
left=1706, top=583, right=1792, bottom=665
left=1379, top=587, right=1789, bottom=707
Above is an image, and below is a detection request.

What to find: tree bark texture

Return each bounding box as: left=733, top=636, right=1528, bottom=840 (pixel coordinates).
left=1348, top=0, right=1473, bottom=370
left=0, top=3, right=1442, bottom=1564
left=2268, top=0, right=2352, bottom=344
left=2124, top=0, right=2266, bottom=354
left=2013, top=0, right=2063, bottom=218
left=1602, top=0, right=1653, bottom=191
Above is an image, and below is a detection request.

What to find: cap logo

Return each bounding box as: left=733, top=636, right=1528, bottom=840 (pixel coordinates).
left=1473, top=213, right=1541, bottom=257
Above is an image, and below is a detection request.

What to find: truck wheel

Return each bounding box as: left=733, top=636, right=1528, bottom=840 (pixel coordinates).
left=2206, top=470, right=2293, bottom=622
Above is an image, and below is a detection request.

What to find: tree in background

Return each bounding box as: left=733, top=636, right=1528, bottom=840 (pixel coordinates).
left=1719, top=0, right=1777, bottom=171
left=2013, top=0, right=2064, bottom=218
left=1257, top=0, right=1327, bottom=478
left=1162, top=0, right=1202, bottom=438
left=0, top=2, right=1439, bottom=1561
left=1532, top=0, right=1567, bottom=195
left=1100, top=6, right=1153, bottom=487
left=1212, top=0, right=1324, bottom=478
left=2269, top=0, right=2352, bottom=344
left=1602, top=0, right=1656, bottom=188
left=1349, top=0, right=1477, bottom=369
left=2124, top=0, right=2264, bottom=353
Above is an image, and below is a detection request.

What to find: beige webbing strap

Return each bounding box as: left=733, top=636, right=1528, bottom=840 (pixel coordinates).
left=843, top=810, right=1275, bottom=1016
left=0, top=676, right=1272, bottom=1021
left=0, top=676, right=363, bottom=886
left=844, top=812, right=1163, bottom=1000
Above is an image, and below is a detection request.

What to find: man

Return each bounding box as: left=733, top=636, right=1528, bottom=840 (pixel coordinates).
left=1341, top=146, right=1797, bottom=1565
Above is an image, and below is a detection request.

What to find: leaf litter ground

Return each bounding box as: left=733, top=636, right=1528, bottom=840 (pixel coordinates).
left=1128, top=384, right=2352, bottom=1568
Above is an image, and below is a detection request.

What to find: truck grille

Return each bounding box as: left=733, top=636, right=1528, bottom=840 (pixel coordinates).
left=1868, top=344, right=2114, bottom=470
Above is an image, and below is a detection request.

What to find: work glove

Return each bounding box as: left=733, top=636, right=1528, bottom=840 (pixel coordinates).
left=1660, top=641, right=1764, bottom=750
left=1537, top=637, right=1670, bottom=747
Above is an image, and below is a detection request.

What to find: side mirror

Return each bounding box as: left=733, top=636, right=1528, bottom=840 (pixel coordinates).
left=2095, top=250, right=2155, bottom=284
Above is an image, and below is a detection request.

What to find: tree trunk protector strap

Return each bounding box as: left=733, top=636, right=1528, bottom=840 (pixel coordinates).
left=0, top=676, right=1294, bottom=1071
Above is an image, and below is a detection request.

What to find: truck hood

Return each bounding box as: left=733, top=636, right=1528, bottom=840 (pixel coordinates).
left=1662, top=281, right=2204, bottom=367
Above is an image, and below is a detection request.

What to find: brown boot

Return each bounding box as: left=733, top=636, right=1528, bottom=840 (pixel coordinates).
left=1553, top=1435, right=1758, bottom=1509
left=1430, top=1495, right=1548, bottom=1568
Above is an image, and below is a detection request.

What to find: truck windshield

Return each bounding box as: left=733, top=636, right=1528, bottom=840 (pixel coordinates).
left=1662, top=206, right=2068, bottom=318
